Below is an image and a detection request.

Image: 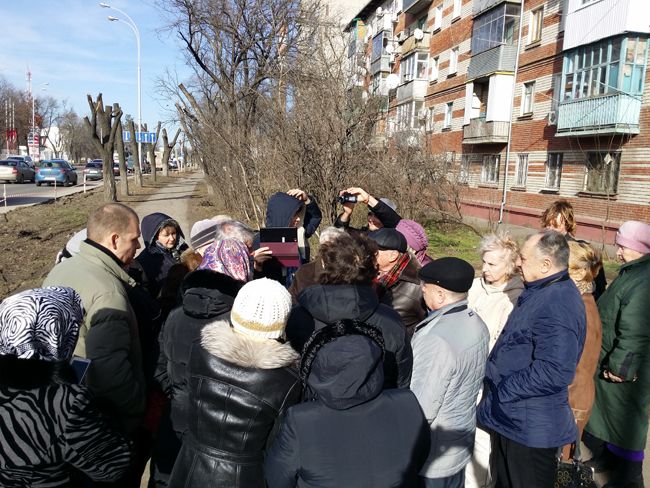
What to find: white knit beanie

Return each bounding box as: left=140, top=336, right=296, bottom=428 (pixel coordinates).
left=230, top=278, right=292, bottom=340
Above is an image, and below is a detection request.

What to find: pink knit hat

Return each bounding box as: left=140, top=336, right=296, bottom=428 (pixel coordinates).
left=396, top=219, right=433, bottom=266
left=615, top=220, right=650, bottom=255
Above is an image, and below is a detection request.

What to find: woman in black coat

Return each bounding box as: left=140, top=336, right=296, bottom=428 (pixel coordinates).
left=286, top=231, right=412, bottom=388
left=265, top=320, right=430, bottom=488
left=168, top=278, right=301, bottom=488
left=0, top=287, right=132, bottom=487
left=151, top=238, right=250, bottom=487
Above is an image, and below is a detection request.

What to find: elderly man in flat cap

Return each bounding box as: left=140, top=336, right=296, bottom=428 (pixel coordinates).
left=368, top=228, right=427, bottom=336
left=410, top=257, right=489, bottom=488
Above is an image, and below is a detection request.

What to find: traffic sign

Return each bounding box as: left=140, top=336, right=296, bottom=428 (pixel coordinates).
left=122, top=131, right=157, bottom=144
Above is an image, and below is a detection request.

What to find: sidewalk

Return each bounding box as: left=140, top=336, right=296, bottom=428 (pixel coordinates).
left=128, top=172, right=203, bottom=245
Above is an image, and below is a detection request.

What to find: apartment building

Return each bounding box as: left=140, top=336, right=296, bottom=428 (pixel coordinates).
left=344, top=0, right=650, bottom=242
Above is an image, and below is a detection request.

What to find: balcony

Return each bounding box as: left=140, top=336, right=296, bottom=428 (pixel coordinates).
left=370, top=54, right=392, bottom=75
left=556, top=93, right=641, bottom=136
left=400, top=32, right=431, bottom=57
left=393, top=129, right=422, bottom=148
left=462, top=118, right=509, bottom=144
left=473, top=0, right=520, bottom=16
left=397, top=79, right=428, bottom=102
left=348, top=38, right=364, bottom=58
left=468, top=44, right=517, bottom=79
left=403, top=0, right=433, bottom=15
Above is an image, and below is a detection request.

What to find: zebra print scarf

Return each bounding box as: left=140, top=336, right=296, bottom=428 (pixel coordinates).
left=0, top=287, right=83, bottom=361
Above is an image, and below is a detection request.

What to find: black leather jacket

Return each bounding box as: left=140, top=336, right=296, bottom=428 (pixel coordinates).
left=168, top=321, right=301, bottom=488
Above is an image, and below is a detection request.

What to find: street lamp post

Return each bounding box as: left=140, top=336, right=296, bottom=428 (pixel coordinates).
left=99, top=2, right=142, bottom=172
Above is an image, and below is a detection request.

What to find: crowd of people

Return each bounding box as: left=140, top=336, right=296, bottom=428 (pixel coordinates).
left=1, top=188, right=649, bottom=488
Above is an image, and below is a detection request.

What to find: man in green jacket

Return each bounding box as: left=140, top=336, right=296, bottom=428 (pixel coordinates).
left=585, top=220, right=650, bottom=487
left=44, top=203, right=146, bottom=435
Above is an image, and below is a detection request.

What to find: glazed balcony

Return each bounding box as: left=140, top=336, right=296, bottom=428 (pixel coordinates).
left=556, top=93, right=641, bottom=136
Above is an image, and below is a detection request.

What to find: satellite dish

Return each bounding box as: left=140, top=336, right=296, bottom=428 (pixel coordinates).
left=376, top=6, right=384, bottom=16
left=385, top=44, right=395, bottom=54
left=413, top=28, right=424, bottom=40
left=386, top=73, right=400, bottom=90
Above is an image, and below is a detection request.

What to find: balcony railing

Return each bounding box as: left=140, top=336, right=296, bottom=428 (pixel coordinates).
left=467, top=44, right=518, bottom=79
left=397, top=79, right=428, bottom=102
left=556, top=93, right=641, bottom=136
left=462, top=118, right=509, bottom=144
left=370, top=54, right=392, bottom=75
left=403, top=0, right=433, bottom=14
left=400, top=32, right=431, bottom=57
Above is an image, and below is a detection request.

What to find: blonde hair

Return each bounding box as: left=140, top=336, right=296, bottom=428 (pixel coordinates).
left=478, top=233, right=519, bottom=279
left=568, top=240, right=602, bottom=284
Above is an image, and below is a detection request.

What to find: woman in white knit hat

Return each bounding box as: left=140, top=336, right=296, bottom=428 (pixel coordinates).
left=168, top=278, right=301, bottom=488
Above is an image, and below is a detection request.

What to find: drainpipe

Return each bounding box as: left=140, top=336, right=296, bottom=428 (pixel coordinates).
left=498, top=0, right=525, bottom=224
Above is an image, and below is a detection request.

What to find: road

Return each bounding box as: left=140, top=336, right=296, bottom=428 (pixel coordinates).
left=0, top=178, right=104, bottom=213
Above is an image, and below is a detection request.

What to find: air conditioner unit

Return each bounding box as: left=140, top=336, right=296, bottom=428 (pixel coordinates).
left=389, top=53, right=396, bottom=64
left=391, top=12, right=399, bottom=23
left=547, top=110, right=557, bottom=126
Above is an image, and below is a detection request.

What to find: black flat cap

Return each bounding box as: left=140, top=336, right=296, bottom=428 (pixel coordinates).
left=418, top=257, right=475, bottom=293
left=368, top=228, right=407, bottom=253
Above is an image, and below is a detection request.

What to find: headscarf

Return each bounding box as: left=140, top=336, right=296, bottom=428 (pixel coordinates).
left=0, top=287, right=83, bottom=361
left=198, top=238, right=252, bottom=283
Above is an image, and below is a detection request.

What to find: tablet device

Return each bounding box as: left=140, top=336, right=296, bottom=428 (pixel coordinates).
left=70, top=357, right=92, bottom=384
left=259, top=227, right=301, bottom=268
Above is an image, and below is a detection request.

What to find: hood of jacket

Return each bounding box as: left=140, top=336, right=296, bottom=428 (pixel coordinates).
left=141, top=212, right=186, bottom=249
left=297, top=284, right=380, bottom=324
left=201, top=320, right=299, bottom=369
left=265, top=192, right=304, bottom=228
left=307, top=334, right=384, bottom=410
left=478, top=275, right=524, bottom=295
left=180, top=269, right=242, bottom=319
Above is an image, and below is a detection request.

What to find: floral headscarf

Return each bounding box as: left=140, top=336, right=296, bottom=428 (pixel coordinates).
left=198, top=238, right=252, bottom=283
left=0, top=287, right=83, bottom=361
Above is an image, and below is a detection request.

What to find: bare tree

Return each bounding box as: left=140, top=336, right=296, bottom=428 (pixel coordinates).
left=83, top=95, right=122, bottom=202
left=126, top=119, right=143, bottom=187
left=161, top=127, right=181, bottom=176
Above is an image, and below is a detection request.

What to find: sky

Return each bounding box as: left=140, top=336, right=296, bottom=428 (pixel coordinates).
left=0, top=0, right=192, bottom=129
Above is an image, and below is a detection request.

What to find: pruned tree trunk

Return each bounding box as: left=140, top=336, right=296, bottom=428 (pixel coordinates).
left=161, top=127, right=181, bottom=177
left=127, top=120, right=143, bottom=187
left=83, top=94, right=122, bottom=202
left=115, top=116, right=129, bottom=196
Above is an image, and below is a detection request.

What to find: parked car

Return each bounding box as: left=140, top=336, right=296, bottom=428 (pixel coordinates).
left=35, top=159, right=78, bottom=186
left=0, top=159, right=36, bottom=183
left=168, top=160, right=179, bottom=171
left=83, top=160, right=103, bottom=181
left=113, top=162, right=120, bottom=176
left=7, top=155, right=35, bottom=170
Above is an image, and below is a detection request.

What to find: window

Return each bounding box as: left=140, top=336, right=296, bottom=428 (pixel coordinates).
left=514, top=154, right=529, bottom=187
left=396, top=101, right=424, bottom=129
left=449, top=48, right=459, bottom=75
left=426, top=106, right=435, bottom=132
left=545, top=153, right=563, bottom=189
left=453, top=0, right=462, bottom=19
left=521, top=82, right=535, bottom=115
left=471, top=4, right=520, bottom=55
left=372, top=32, right=390, bottom=62
left=444, top=102, right=453, bottom=128
left=529, top=7, right=543, bottom=44
left=445, top=151, right=456, bottom=171
left=429, top=56, right=439, bottom=82
left=585, top=152, right=620, bottom=194
left=459, top=155, right=470, bottom=183
left=481, top=155, right=500, bottom=183
left=562, top=36, right=648, bottom=101
left=433, top=5, right=443, bottom=30
left=401, top=52, right=429, bottom=83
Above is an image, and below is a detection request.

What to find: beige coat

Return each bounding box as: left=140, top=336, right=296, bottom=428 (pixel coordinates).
left=468, top=276, right=524, bottom=350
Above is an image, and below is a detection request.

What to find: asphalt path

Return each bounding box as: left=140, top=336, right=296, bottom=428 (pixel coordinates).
left=0, top=178, right=104, bottom=213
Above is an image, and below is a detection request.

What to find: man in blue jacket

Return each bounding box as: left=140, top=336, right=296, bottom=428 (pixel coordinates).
left=477, top=230, right=586, bottom=487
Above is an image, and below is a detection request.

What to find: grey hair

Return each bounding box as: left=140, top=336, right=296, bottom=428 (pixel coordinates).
left=446, top=290, right=468, bottom=303
left=214, top=219, right=255, bottom=245
left=319, top=226, right=346, bottom=245
left=479, top=233, right=519, bottom=279
left=532, top=230, right=569, bottom=269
